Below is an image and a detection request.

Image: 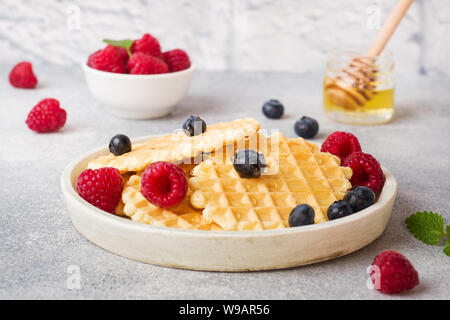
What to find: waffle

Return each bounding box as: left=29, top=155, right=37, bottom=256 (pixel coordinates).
left=189, top=132, right=353, bottom=231
left=87, top=118, right=260, bottom=173
left=114, top=173, right=132, bottom=216
left=121, top=164, right=222, bottom=230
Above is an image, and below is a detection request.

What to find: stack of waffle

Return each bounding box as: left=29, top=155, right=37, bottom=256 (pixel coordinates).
left=87, top=119, right=352, bottom=231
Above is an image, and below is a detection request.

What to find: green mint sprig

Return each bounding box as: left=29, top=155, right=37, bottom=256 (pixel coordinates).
left=405, top=211, right=449, bottom=257
left=103, top=39, right=133, bottom=57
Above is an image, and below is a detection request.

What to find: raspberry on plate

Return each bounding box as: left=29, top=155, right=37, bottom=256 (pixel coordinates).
left=76, top=167, right=124, bottom=214
left=131, top=33, right=162, bottom=58
left=320, top=131, right=362, bottom=163
left=163, top=49, right=191, bottom=72
left=127, top=52, right=169, bottom=74
left=140, top=162, right=188, bottom=208
left=370, top=250, right=419, bottom=294
left=343, top=151, right=385, bottom=194
left=26, top=98, right=67, bottom=133
left=9, top=61, right=38, bottom=89
left=87, top=45, right=127, bottom=73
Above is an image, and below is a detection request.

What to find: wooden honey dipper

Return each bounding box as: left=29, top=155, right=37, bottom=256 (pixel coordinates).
left=325, top=0, right=414, bottom=110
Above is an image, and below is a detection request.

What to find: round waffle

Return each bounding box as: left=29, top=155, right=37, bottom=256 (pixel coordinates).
left=189, top=133, right=353, bottom=231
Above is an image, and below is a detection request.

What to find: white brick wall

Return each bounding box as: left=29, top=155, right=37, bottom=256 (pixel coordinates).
left=0, top=0, right=448, bottom=75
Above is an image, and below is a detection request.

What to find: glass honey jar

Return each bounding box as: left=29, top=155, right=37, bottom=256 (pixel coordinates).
left=323, top=49, right=395, bottom=125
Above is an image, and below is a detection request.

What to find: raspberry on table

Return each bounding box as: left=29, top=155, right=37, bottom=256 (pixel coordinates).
left=76, top=167, right=124, bottom=214
left=25, top=98, right=67, bottom=133
left=9, top=61, right=38, bottom=89
left=163, top=49, right=191, bottom=72
left=343, top=151, right=385, bottom=194
left=87, top=45, right=127, bottom=73
left=320, top=131, right=362, bottom=164
left=370, top=250, right=419, bottom=294
left=127, top=52, right=169, bottom=74
left=140, top=162, right=188, bottom=208
left=131, top=33, right=162, bottom=58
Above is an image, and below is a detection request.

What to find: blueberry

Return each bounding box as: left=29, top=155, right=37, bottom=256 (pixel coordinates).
left=262, top=99, right=284, bottom=119
left=289, top=204, right=315, bottom=227
left=343, top=186, right=375, bottom=213
left=232, top=149, right=266, bottom=178
left=327, top=200, right=353, bottom=220
left=183, top=116, right=207, bottom=136
left=294, top=116, right=319, bottom=139
left=109, top=134, right=131, bottom=156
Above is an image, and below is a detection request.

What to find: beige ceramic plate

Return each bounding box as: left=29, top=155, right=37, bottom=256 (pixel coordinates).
left=61, top=135, right=397, bottom=271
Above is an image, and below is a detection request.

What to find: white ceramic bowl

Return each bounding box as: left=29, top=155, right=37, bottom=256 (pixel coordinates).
left=82, top=62, right=194, bottom=119
left=61, top=135, right=397, bottom=271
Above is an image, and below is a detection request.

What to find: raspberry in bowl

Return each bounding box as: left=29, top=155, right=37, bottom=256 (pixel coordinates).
left=82, top=33, right=194, bottom=119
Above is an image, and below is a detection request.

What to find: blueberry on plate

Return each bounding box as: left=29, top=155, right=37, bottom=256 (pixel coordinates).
left=109, top=134, right=132, bottom=156
left=294, top=116, right=319, bottom=139
left=262, top=99, right=284, bottom=119
left=232, top=149, right=266, bottom=178
left=183, top=116, right=207, bottom=136
left=343, top=186, right=375, bottom=213
left=288, top=204, right=315, bottom=227
left=327, top=200, right=353, bottom=220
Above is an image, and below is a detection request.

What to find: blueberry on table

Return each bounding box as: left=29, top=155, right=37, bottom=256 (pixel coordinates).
left=327, top=200, right=353, bottom=220
left=109, top=134, right=132, bottom=156
left=262, top=99, right=284, bottom=119
left=232, top=149, right=266, bottom=178
left=343, top=186, right=375, bottom=213
left=294, top=116, right=319, bottom=139
left=183, top=116, right=207, bottom=136
left=288, top=204, right=315, bottom=227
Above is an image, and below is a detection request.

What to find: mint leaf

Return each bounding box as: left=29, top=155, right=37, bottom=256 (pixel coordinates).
left=444, top=239, right=450, bottom=257
left=405, top=211, right=444, bottom=245
left=103, top=39, right=133, bottom=56
left=446, top=225, right=450, bottom=237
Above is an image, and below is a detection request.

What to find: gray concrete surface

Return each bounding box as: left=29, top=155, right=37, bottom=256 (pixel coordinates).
left=0, top=65, right=449, bottom=299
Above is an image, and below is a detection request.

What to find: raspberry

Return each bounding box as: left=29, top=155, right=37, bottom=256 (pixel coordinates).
left=370, top=250, right=419, bottom=294
left=131, top=33, right=162, bottom=58
left=163, top=49, right=191, bottom=72
left=9, top=61, right=38, bottom=89
left=76, top=167, right=124, bottom=214
left=127, top=52, right=168, bottom=75
left=87, top=45, right=127, bottom=73
left=321, top=131, right=362, bottom=163
left=140, top=162, right=188, bottom=208
left=115, top=46, right=129, bottom=65
left=343, top=151, right=385, bottom=194
left=25, top=98, right=67, bottom=133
